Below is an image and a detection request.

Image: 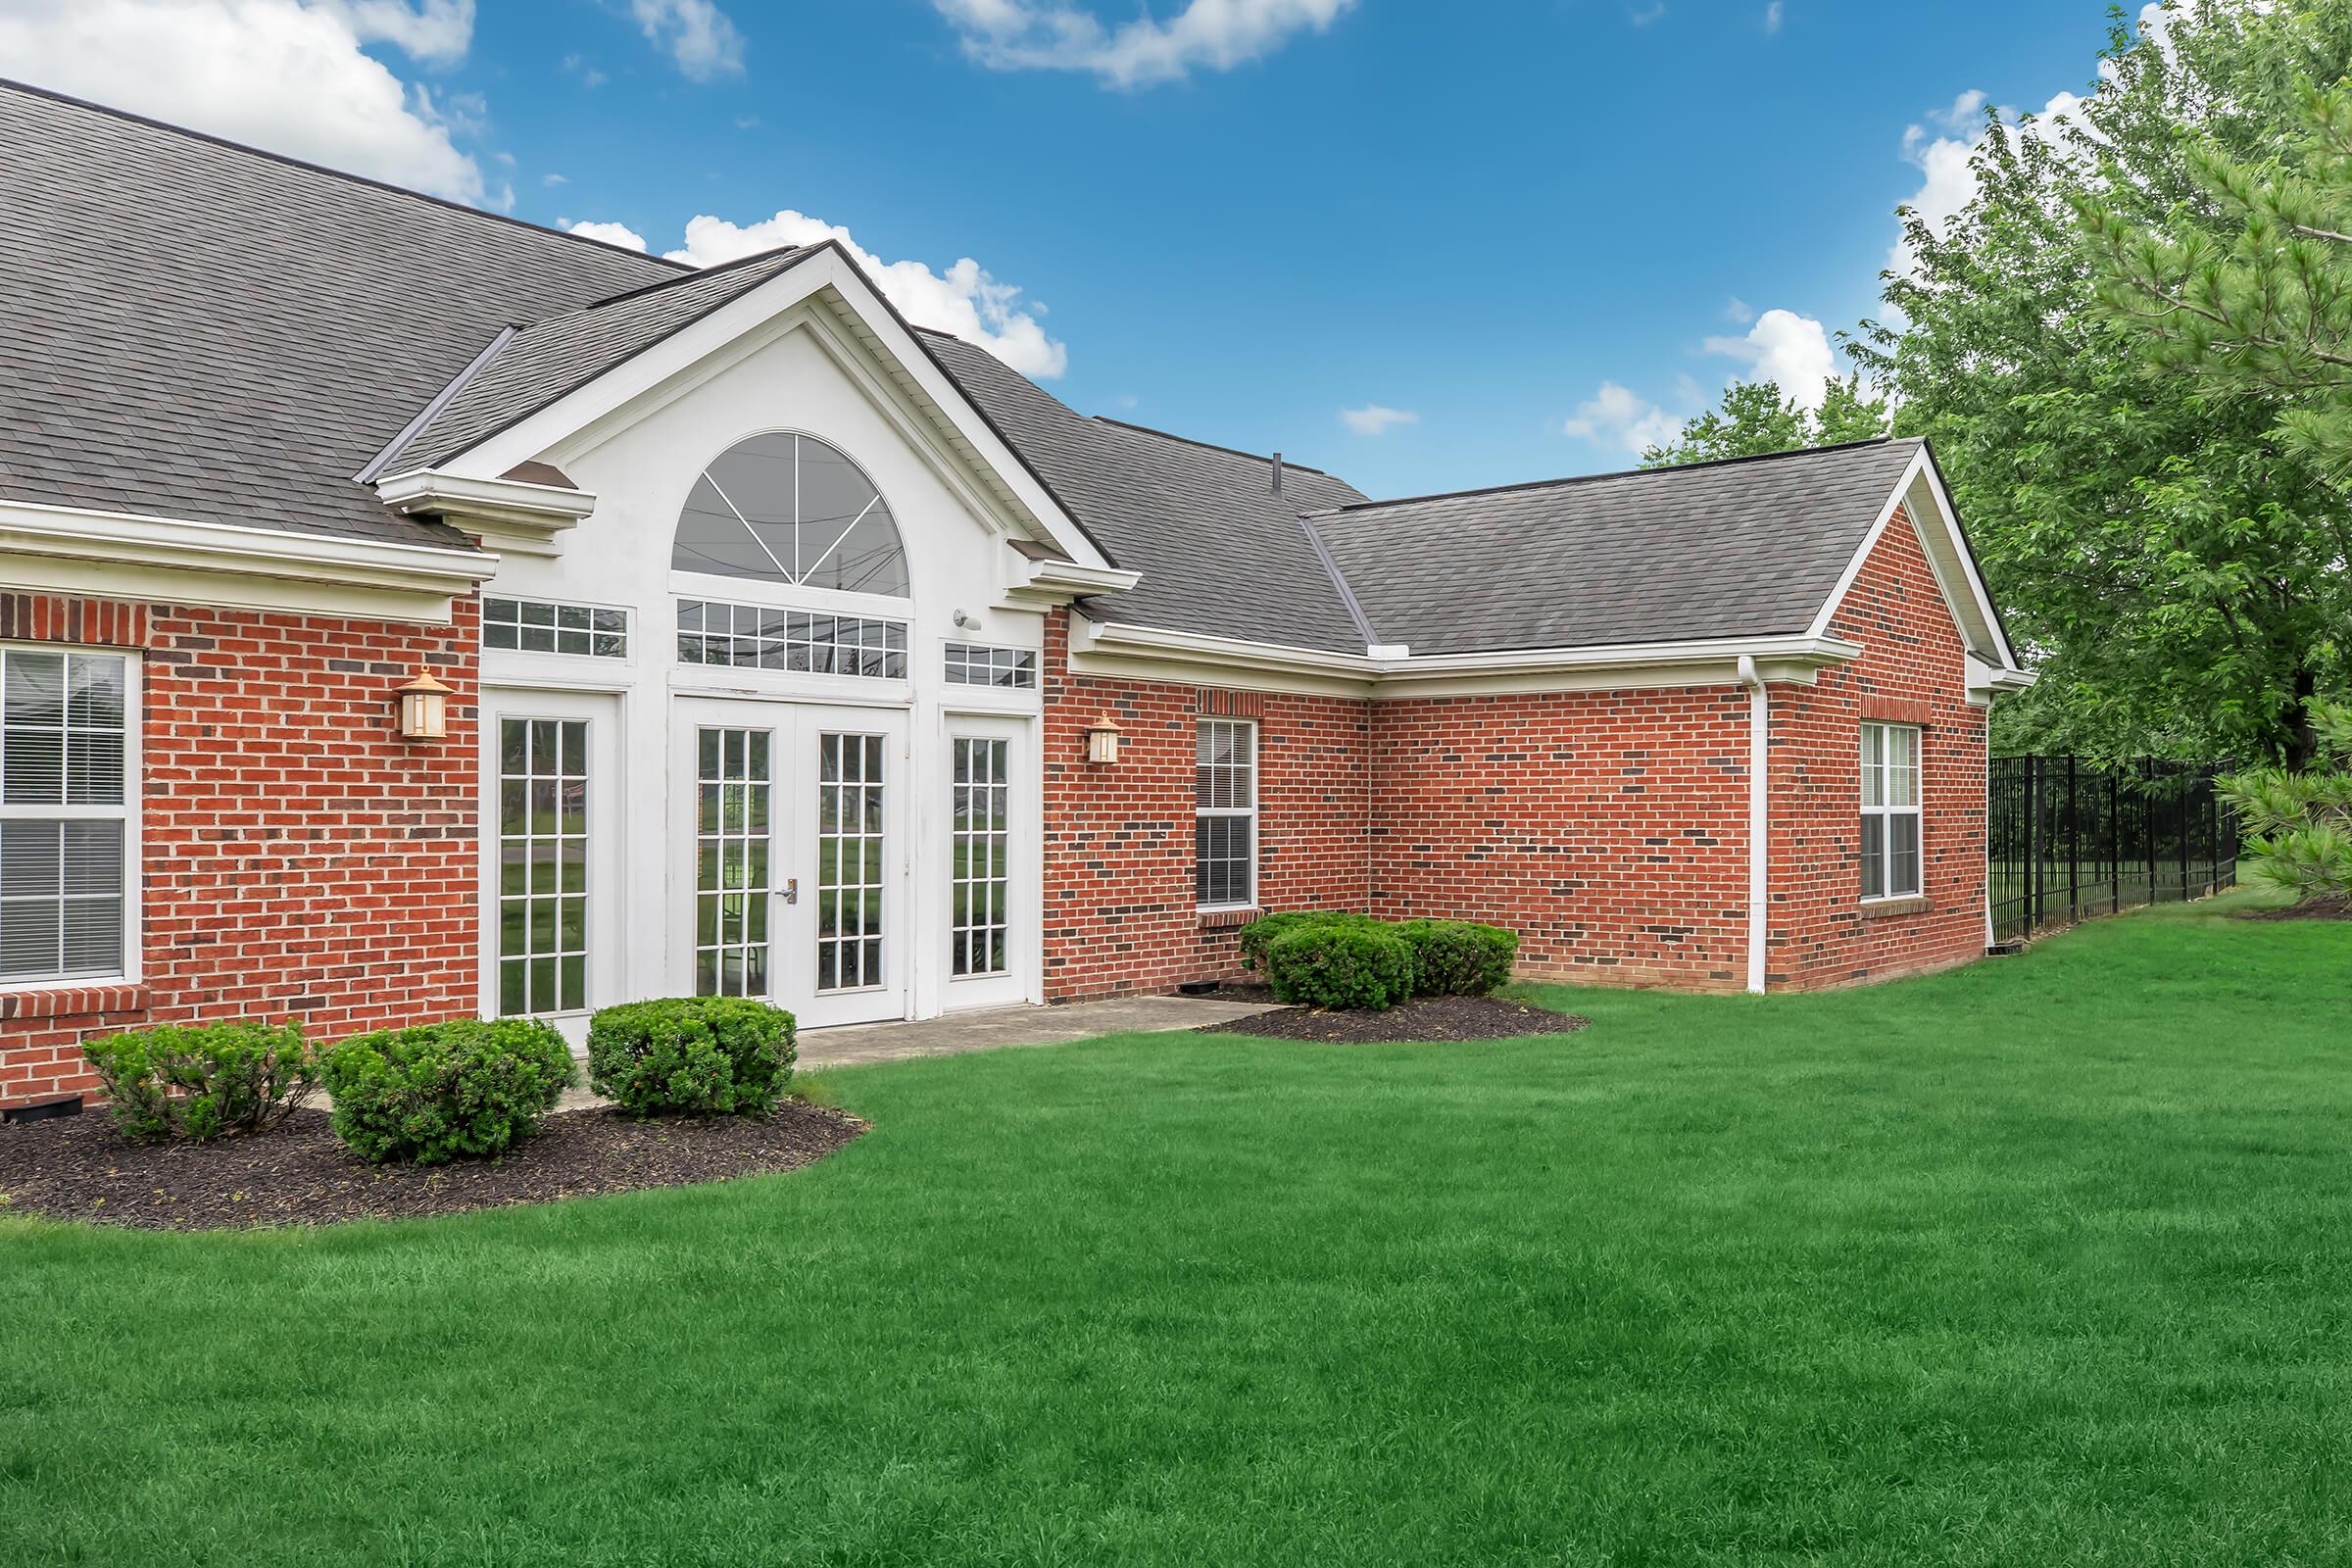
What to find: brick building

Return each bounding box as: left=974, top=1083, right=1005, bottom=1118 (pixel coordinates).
left=0, top=83, right=2031, bottom=1104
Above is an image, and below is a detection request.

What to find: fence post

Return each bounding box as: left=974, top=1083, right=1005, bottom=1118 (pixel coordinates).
left=2144, top=760, right=2158, bottom=906
left=2117, top=766, right=2135, bottom=911
left=2026, top=758, right=2041, bottom=934
left=2207, top=779, right=2221, bottom=898
left=2178, top=767, right=2191, bottom=904
left=2067, top=755, right=2080, bottom=925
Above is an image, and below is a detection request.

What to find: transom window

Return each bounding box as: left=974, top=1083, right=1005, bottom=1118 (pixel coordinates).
left=944, top=643, right=1037, bottom=690
left=1196, top=718, right=1256, bottom=909
left=676, top=601, right=907, bottom=679
left=673, top=433, right=909, bottom=597
left=484, top=597, right=627, bottom=659
left=1860, top=722, right=1923, bottom=901
left=0, top=648, right=131, bottom=984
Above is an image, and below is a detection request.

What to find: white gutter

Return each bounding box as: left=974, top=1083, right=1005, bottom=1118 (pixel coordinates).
left=1738, top=654, right=1769, bottom=996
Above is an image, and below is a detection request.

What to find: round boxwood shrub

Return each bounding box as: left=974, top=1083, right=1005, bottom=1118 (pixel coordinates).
left=587, top=997, right=796, bottom=1117
left=318, top=1017, right=576, bottom=1166
left=1264, top=922, right=1416, bottom=1011
left=80, top=1019, right=316, bottom=1143
left=1396, top=919, right=1520, bottom=997
left=1237, top=909, right=1377, bottom=972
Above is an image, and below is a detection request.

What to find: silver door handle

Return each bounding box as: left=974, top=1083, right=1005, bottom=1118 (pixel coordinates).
left=780, top=877, right=798, bottom=905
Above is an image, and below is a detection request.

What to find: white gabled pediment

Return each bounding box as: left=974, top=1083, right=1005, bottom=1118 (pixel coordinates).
left=386, top=243, right=1116, bottom=579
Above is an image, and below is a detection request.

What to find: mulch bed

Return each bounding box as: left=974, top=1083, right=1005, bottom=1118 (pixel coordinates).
left=2233, top=900, right=2352, bottom=922
left=0, top=1102, right=866, bottom=1232
left=1199, top=991, right=1591, bottom=1044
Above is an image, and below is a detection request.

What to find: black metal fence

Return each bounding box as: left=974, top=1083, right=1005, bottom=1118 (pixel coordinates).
left=1988, top=757, right=2238, bottom=944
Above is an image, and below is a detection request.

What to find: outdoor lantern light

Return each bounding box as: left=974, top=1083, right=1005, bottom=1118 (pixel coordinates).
left=394, top=668, right=453, bottom=740
left=1084, top=714, right=1123, bottom=765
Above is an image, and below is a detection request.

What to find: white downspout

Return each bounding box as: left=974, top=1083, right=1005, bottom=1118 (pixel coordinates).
left=1738, top=655, right=1769, bottom=996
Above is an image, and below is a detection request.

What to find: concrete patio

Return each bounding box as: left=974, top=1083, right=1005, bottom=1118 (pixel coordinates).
left=555, top=993, right=1274, bottom=1111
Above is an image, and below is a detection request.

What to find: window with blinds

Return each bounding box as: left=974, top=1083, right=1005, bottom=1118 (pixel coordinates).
left=0, top=648, right=132, bottom=984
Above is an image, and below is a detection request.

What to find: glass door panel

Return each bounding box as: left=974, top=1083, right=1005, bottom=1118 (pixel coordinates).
left=695, top=724, right=772, bottom=997
left=496, top=716, right=587, bottom=1015
left=952, top=737, right=1009, bottom=977
left=815, top=732, right=886, bottom=992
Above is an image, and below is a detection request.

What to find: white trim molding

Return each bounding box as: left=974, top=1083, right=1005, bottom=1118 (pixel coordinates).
left=1810, top=447, right=2027, bottom=681
left=0, top=499, right=495, bottom=623
left=375, top=469, right=599, bottom=559
left=1003, top=553, right=1141, bottom=610
left=1068, top=613, right=1865, bottom=701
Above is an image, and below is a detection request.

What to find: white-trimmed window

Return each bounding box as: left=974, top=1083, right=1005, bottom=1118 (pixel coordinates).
left=1196, top=718, right=1256, bottom=908
left=1860, top=722, right=1923, bottom=901
left=0, top=648, right=133, bottom=984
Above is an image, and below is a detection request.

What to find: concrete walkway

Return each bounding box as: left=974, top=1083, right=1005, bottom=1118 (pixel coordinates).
left=554, top=993, right=1272, bottom=1111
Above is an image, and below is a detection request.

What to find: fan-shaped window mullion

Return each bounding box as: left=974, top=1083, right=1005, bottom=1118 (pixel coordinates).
left=701, top=468, right=794, bottom=582
left=671, top=433, right=908, bottom=597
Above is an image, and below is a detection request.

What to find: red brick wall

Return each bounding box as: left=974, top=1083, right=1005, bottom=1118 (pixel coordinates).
left=1368, top=688, right=1755, bottom=991
left=1, top=594, right=477, bottom=1105
left=1765, top=506, right=1988, bottom=988
left=1041, top=610, right=1370, bottom=1000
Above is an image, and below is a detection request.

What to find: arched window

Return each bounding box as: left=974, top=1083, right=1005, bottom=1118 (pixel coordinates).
left=672, top=433, right=909, bottom=597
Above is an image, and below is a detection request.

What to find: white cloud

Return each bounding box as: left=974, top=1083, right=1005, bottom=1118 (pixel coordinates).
left=1723, top=295, right=1754, bottom=323
left=1891, top=84, right=2092, bottom=278
left=321, top=0, right=471, bottom=64
left=1563, top=381, right=1684, bottom=457
left=1701, top=308, right=1837, bottom=409
left=630, top=0, right=743, bottom=80
left=1340, top=404, right=1417, bottom=435
left=1762, top=0, right=1781, bottom=32
left=1629, top=1, right=1665, bottom=23
left=543, top=172, right=567, bottom=186
left=0, top=0, right=486, bottom=200
left=932, top=0, right=1354, bottom=89
left=567, top=220, right=649, bottom=251
left=593, top=210, right=1068, bottom=378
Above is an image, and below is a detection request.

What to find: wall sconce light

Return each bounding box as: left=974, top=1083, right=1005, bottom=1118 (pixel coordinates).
left=394, top=668, right=454, bottom=740
left=1084, top=714, right=1123, bottom=765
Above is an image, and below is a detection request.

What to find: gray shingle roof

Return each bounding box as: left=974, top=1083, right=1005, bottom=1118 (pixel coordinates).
left=0, top=81, right=1936, bottom=661
left=0, top=79, right=681, bottom=549
left=1303, top=439, right=1925, bottom=656
left=915, top=331, right=1374, bottom=652
left=378, top=245, right=815, bottom=474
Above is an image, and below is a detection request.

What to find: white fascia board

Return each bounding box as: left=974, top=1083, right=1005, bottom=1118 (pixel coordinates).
left=1808, top=449, right=2023, bottom=674
left=375, top=469, right=598, bottom=557
left=0, top=498, right=494, bottom=623
left=1070, top=617, right=1862, bottom=700
left=440, top=245, right=1113, bottom=573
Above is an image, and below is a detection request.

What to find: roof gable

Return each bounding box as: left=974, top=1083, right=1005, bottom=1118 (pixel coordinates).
left=1304, top=439, right=1927, bottom=657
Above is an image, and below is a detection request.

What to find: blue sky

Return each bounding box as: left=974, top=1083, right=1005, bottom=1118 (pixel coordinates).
left=7, top=0, right=2131, bottom=498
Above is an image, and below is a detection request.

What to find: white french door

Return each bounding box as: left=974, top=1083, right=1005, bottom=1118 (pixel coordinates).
left=479, top=687, right=622, bottom=1045
left=670, top=699, right=909, bottom=1028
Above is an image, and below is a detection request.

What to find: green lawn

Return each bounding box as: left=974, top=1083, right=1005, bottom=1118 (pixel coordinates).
left=8, top=896, right=2352, bottom=1565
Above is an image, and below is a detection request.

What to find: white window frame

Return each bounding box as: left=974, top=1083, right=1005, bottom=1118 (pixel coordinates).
left=0, top=643, right=141, bottom=990
left=1859, top=720, right=1923, bottom=902
left=1195, top=717, right=1258, bottom=911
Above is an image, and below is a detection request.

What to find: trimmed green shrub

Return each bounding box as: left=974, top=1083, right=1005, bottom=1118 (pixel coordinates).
left=587, top=997, right=797, bottom=1117
left=319, top=1017, right=575, bottom=1166
left=1396, top=919, right=1520, bottom=997
left=1264, top=922, right=1416, bottom=1011
left=1237, top=909, right=1377, bottom=972
left=80, top=1020, right=316, bottom=1143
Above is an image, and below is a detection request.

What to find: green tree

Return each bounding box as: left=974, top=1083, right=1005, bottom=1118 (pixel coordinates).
left=1639, top=375, right=1887, bottom=467
left=2082, top=78, right=2352, bottom=493
left=1849, top=0, right=2352, bottom=765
